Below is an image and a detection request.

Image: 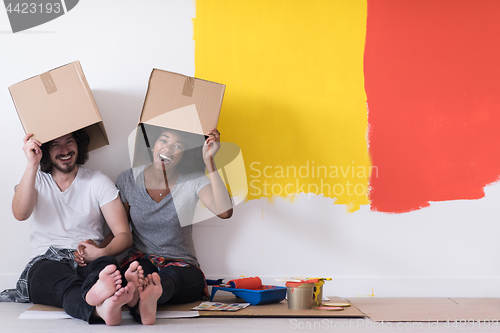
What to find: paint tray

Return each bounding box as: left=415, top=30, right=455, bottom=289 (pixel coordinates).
left=210, top=285, right=287, bottom=305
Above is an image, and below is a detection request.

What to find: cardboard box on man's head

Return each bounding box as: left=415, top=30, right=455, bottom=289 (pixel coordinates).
left=9, top=61, right=109, bottom=151
left=131, top=69, right=225, bottom=167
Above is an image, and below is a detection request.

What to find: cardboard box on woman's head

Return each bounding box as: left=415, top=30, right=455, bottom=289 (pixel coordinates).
left=130, top=69, right=226, bottom=167
left=9, top=61, right=109, bottom=151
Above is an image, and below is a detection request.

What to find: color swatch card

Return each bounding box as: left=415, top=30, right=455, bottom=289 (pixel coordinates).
left=192, top=302, right=250, bottom=311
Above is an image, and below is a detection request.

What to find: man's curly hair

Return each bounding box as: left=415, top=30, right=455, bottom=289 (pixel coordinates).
left=39, top=129, right=90, bottom=173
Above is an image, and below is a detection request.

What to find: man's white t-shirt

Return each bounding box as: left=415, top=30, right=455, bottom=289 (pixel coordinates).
left=29, top=167, right=119, bottom=258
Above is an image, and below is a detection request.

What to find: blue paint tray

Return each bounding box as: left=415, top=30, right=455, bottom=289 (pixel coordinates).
left=210, top=285, right=287, bottom=305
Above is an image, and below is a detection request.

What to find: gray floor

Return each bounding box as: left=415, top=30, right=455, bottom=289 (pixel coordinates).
left=1, top=302, right=497, bottom=333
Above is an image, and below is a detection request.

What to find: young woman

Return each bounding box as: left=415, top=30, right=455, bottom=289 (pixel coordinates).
left=109, top=127, right=232, bottom=324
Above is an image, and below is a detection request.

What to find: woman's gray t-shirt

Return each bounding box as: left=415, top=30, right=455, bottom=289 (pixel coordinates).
left=116, top=165, right=211, bottom=266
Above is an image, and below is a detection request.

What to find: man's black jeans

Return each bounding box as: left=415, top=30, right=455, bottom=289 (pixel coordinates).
left=28, top=256, right=119, bottom=323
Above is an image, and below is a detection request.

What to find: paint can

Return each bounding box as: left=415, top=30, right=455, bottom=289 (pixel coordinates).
left=290, top=277, right=331, bottom=306
left=286, top=281, right=315, bottom=310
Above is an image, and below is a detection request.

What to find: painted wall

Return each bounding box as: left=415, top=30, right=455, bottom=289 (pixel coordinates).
left=366, top=0, right=500, bottom=213
left=0, top=0, right=499, bottom=298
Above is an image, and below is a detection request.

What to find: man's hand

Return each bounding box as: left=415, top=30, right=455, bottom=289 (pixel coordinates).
left=22, top=133, right=42, bottom=167
left=73, top=239, right=102, bottom=267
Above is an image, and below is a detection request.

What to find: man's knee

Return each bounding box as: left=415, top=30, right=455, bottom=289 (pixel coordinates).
left=29, top=259, right=73, bottom=281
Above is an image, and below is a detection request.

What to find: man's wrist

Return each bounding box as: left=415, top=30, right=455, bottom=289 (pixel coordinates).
left=25, top=163, right=39, bottom=174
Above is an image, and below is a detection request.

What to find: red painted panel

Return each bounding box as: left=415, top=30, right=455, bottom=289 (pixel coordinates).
left=366, top=0, right=500, bottom=213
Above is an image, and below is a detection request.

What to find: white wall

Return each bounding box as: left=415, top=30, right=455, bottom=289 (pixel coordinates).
left=1, top=0, right=499, bottom=298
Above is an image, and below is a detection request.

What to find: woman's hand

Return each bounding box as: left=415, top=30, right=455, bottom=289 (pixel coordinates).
left=203, top=129, right=221, bottom=170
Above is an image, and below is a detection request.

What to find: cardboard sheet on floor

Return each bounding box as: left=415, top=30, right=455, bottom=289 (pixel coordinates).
left=23, top=296, right=364, bottom=319
left=346, top=298, right=500, bottom=322
left=159, top=296, right=364, bottom=318
left=22, top=304, right=198, bottom=319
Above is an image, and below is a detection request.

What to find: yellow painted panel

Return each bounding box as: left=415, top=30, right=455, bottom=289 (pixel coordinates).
left=194, top=0, right=370, bottom=211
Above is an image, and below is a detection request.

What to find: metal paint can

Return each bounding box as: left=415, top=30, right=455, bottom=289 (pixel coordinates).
left=286, top=281, right=315, bottom=310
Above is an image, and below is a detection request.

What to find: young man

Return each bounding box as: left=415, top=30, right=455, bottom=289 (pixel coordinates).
left=1, top=130, right=137, bottom=325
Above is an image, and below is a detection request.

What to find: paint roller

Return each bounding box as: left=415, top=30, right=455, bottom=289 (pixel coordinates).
left=226, top=277, right=262, bottom=289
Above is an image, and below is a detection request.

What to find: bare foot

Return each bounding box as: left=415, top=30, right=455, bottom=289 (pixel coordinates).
left=95, top=282, right=135, bottom=326
left=124, top=261, right=144, bottom=307
left=85, top=264, right=122, bottom=306
left=138, top=273, right=163, bottom=325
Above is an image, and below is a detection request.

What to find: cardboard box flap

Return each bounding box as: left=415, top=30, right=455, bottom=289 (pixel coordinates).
left=140, top=69, right=225, bottom=135
left=84, top=121, right=109, bottom=152
left=9, top=61, right=109, bottom=151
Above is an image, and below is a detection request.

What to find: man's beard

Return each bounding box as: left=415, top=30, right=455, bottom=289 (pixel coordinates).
left=53, top=161, right=77, bottom=174
left=52, top=153, right=77, bottom=174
